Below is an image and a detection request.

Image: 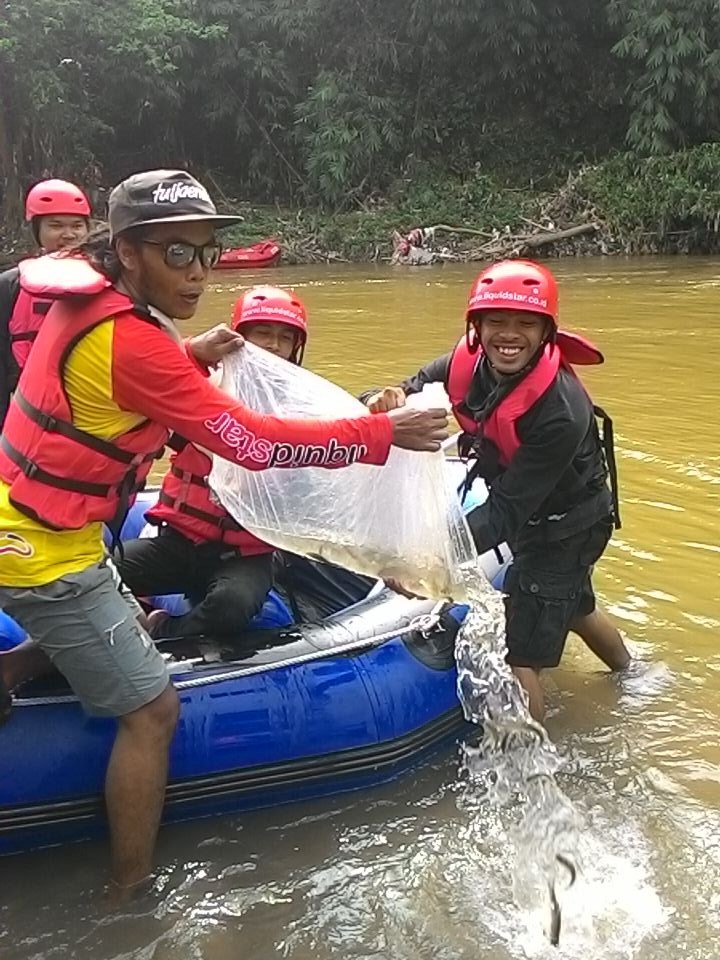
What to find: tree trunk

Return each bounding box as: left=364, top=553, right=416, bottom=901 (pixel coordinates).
left=0, top=80, right=24, bottom=230
left=469, top=222, right=600, bottom=260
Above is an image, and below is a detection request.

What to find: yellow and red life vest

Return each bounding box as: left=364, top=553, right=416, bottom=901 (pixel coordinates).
left=0, top=283, right=167, bottom=534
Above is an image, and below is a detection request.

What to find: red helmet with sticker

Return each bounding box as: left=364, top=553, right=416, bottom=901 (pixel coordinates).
left=25, top=179, right=91, bottom=220
left=232, top=286, right=308, bottom=363
left=465, top=259, right=558, bottom=352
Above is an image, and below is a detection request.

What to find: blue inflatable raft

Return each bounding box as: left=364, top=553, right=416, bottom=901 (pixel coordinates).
left=0, top=469, right=508, bottom=857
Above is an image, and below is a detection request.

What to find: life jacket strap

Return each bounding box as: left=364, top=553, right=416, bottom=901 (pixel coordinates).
left=106, top=470, right=145, bottom=559
left=9, top=331, right=38, bottom=343
left=593, top=404, right=621, bottom=529
left=14, top=390, right=164, bottom=466
left=1, top=435, right=115, bottom=497
left=170, top=463, right=207, bottom=487
left=458, top=455, right=482, bottom=505
left=167, top=433, right=190, bottom=454
left=157, top=490, right=243, bottom=533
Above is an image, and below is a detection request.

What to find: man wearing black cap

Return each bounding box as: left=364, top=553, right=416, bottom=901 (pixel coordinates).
left=0, top=169, right=448, bottom=897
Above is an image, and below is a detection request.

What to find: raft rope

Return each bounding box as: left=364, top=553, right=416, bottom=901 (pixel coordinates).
left=13, top=604, right=448, bottom=708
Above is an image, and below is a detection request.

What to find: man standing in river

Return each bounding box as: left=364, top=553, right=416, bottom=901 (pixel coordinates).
left=364, top=259, right=631, bottom=720
left=0, top=168, right=449, bottom=896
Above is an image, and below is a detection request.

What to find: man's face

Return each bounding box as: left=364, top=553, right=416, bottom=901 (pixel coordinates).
left=240, top=321, right=298, bottom=361
left=37, top=215, right=89, bottom=252
left=117, top=221, right=219, bottom=320
left=477, top=309, right=548, bottom=375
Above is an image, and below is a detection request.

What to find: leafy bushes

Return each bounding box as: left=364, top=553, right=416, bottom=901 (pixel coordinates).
left=579, top=143, right=720, bottom=247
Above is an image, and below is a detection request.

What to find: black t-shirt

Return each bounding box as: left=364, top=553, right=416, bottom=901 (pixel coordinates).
left=0, top=266, right=21, bottom=429
left=363, top=351, right=609, bottom=555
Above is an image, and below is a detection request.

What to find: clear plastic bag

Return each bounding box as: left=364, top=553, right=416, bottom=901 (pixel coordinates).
left=209, top=344, right=475, bottom=598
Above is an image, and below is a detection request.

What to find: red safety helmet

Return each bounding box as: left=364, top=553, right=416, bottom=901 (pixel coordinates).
left=232, top=286, right=308, bottom=363
left=465, top=259, right=559, bottom=353
left=25, top=179, right=91, bottom=221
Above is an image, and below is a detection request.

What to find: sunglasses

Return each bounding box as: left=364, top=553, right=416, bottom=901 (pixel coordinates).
left=141, top=239, right=222, bottom=269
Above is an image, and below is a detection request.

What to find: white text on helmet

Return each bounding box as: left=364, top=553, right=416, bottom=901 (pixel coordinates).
left=469, top=290, right=549, bottom=309
left=243, top=303, right=301, bottom=323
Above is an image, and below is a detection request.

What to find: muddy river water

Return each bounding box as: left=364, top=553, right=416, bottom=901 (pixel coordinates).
left=1, top=257, right=719, bottom=959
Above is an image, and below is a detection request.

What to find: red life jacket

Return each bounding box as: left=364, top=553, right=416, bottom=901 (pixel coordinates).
left=8, top=256, right=109, bottom=372
left=0, top=287, right=168, bottom=534
left=447, top=330, right=603, bottom=466
left=8, top=287, right=53, bottom=370
left=18, top=254, right=110, bottom=298
left=146, top=441, right=272, bottom=555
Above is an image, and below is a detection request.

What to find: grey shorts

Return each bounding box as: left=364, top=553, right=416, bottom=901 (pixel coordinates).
left=0, top=559, right=169, bottom=717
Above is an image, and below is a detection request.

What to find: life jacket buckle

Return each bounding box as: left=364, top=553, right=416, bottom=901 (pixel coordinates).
left=36, top=411, right=58, bottom=432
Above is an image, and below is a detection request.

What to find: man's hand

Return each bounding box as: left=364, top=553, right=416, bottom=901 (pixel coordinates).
left=388, top=406, right=448, bottom=452
left=188, top=324, right=244, bottom=367
left=365, top=386, right=406, bottom=413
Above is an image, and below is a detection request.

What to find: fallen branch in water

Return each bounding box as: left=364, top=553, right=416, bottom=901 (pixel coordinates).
left=468, top=222, right=600, bottom=260
left=390, top=219, right=602, bottom=265
left=520, top=221, right=599, bottom=247
left=428, top=223, right=496, bottom=239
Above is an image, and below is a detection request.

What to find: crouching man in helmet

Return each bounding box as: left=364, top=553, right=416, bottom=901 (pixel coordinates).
left=0, top=179, right=92, bottom=427
left=363, top=259, right=632, bottom=721
left=118, top=286, right=311, bottom=640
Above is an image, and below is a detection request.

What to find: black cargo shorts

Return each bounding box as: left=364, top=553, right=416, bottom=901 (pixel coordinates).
left=503, top=518, right=614, bottom=670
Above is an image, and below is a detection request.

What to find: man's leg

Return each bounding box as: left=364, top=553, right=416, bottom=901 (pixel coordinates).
left=503, top=562, right=585, bottom=724
left=106, top=684, right=179, bottom=889
left=155, top=551, right=275, bottom=639
left=118, top=528, right=198, bottom=601
left=0, top=553, right=155, bottom=716
left=563, top=519, right=631, bottom=671
left=571, top=604, right=631, bottom=671
left=274, top=551, right=376, bottom=620
left=1, top=560, right=178, bottom=888
left=511, top=665, right=546, bottom=722
left=0, top=638, right=53, bottom=692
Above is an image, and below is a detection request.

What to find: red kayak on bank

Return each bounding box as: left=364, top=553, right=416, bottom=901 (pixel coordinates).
left=216, top=240, right=281, bottom=270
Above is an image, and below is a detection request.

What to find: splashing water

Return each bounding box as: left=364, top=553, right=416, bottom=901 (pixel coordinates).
left=454, top=563, right=581, bottom=945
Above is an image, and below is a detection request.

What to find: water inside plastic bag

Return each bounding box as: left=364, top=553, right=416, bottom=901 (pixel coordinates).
left=209, top=344, right=474, bottom=598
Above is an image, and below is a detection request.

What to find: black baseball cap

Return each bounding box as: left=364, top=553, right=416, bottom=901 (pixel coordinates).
left=108, top=169, right=242, bottom=239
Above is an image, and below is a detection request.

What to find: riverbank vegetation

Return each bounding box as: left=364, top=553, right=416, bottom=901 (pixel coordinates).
left=2, top=0, right=720, bottom=261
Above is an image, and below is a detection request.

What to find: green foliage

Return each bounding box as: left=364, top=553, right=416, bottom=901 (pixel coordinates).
left=218, top=169, right=536, bottom=261
left=295, top=71, right=403, bottom=207
left=608, top=0, right=720, bottom=153
left=579, top=143, right=720, bottom=244
left=216, top=148, right=720, bottom=261
left=387, top=167, right=531, bottom=231
left=0, top=0, right=213, bottom=220
left=1, top=0, right=720, bottom=236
